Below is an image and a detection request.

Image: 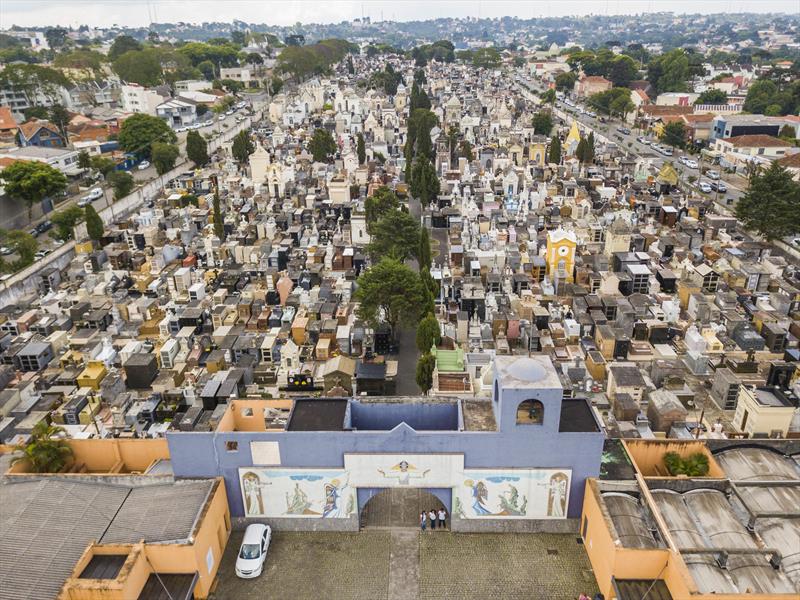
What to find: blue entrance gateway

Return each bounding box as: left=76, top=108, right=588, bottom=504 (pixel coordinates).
left=166, top=355, right=604, bottom=532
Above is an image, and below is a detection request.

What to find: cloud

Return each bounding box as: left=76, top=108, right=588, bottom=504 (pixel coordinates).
left=486, top=476, right=520, bottom=483
left=2, top=0, right=797, bottom=29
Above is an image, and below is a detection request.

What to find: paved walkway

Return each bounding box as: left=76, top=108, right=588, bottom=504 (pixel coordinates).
left=388, top=530, right=420, bottom=600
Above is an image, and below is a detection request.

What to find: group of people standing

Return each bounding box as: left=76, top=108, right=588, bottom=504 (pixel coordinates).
left=420, top=508, right=447, bottom=531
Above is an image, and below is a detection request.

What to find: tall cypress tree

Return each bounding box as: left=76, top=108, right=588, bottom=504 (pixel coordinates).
left=548, top=137, right=562, bottom=164
left=213, top=191, right=225, bottom=240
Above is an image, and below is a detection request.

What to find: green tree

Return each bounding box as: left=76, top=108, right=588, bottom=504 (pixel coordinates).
left=554, top=71, right=578, bottom=93
left=415, top=353, right=436, bottom=395
left=231, top=30, right=246, bottom=46
left=89, top=156, right=115, bottom=177
left=779, top=124, right=796, bottom=140
left=23, top=105, right=49, bottom=120
left=346, top=55, right=354, bottom=75
left=118, top=113, right=176, bottom=159
left=0, top=229, right=38, bottom=270
left=647, top=49, right=689, bottom=94
left=411, top=157, right=440, bottom=207
left=77, top=150, right=92, bottom=171
left=108, top=171, right=134, bottom=200
left=0, top=160, right=67, bottom=219
left=108, top=34, right=142, bottom=61
left=541, top=88, right=557, bottom=105
left=12, top=422, right=73, bottom=473
left=151, top=142, right=179, bottom=175
left=472, top=47, right=501, bottom=69
left=548, top=137, right=562, bottom=164
left=365, top=186, right=399, bottom=231
left=213, top=191, right=225, bottom=240
left=220, top=78, right=243, bottom=94
left=735, top=162, right=800, bottom=241
left=532, top=111, right=554, bottom=136
left=586, top=132, right=595, bottom=162
left=459, top=140, right=474, bottom=162
left=50, top=205, right=85, bottom=241
left=694, top=88, right=728, bottom=105
left=44, top=27, right=69, bottom=50
left=366, top=211, right=421, bottom=262
left=308, top=127, right=336, bottom=163
left=356, top=132, right=366, bottom=165
left=186, top=130, right=209, bottom=166
left=197, top=59, right=216, bottom=80
left=607, top=55, right=638, bottom=87
left=416, top=313, right=441, bottom=353
left=232, top=130, right=254, bottom=165
left=660, top=121, right=686, bottom=149
left=85, top=205, right=104, bottom=241
left=354, top=258, right=429, bottom=337
left=418, top=226, right=432, bottom=271
left=113, top=48, right=163, bottom=86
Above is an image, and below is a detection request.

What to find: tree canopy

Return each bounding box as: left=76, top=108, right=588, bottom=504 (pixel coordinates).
left=108, top=171, right=135, bottom=201
left=118, top=113, right=176, bottom=158
left=588, top=87, right=634, bottom=118
left=113, top=48, right=164, bottom=86
left=232, top=130, right=255, bottom=165
left=85, top=205, right=104, bottom=241
left=660, top=121, right=686, bottom=148
left=416, top=313, right=442, bottom=353
left=108, top=35, right=142, bottom=61
left=366, top=210, right=421, bottom=263
left=308, top=128, right=336, bottom=163
left=0, top=160, right=67, bottom=219
left=354, top=258, right=429, bottom=336
left=415, top=353, right=436, bottom=395
left=365, top=186, right=400, bottom=231
left=532, top=111, right=554, bottom=136
left=735, top=162, right=800, bottom=241
left=694, top=88, right=728, bottom=105
left=12, top=422, right=73, bottom=473
left=151, top=142, right=180, bottom=175
left=186, top=130, right=209, bottom=166
left=647, top=48, right=690, bottom=94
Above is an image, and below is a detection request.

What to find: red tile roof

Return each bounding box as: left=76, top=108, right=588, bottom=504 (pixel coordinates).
left=0, top=106, right=17, bottom=131
left=724, top=134, right=792, bottom=148
left=18, top=119, right=60, bottom=141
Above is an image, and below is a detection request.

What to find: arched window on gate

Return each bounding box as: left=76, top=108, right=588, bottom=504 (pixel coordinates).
left=517, top=400, right=544, bottom=425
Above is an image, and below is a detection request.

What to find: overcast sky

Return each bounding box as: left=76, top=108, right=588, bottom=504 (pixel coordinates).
left=2, top=0, right=797, bottom=29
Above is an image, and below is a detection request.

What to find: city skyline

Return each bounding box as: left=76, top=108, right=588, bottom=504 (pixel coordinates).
left=2, top=0, right=798, bottom=29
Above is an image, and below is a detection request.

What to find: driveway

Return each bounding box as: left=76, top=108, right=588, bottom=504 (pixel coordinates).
left=211, top=530, right=598, bottom=600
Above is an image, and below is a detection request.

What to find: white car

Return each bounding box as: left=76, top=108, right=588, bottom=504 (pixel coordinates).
left=698, top=181, right=712, bottom=193
left=78, top=188, right=103, bottom=206
left=706, top=170, right=720, bottom=180
left=137, top=160, right=150, bottom=171
left=235, top=524, right=271, bottom=579
left=684, top=159, right=698, bottom=169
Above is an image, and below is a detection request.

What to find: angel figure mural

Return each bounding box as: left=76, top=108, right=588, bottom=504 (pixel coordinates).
left=322, top=474, right=351, bottom=518
left=547, top=472, right=569, bottom=517
left=242, top=471, right=271, bottom=517
left=464, top=479, right=492, bottom=515
left=377, top=460, right=430, bottom=486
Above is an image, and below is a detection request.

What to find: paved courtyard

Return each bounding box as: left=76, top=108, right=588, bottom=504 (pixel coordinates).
left=211, top=530, right=598, bottom=600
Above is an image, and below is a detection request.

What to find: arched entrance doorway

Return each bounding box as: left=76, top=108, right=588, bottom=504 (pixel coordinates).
left=360, top=488, right=446, bottom=529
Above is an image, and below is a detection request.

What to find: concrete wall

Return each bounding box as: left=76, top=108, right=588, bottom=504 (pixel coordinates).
left=623, top=439, right=725, bottom=478
left=167, top=419, right=604, bottom=526
left=0, top=111, right=261, bottom=308
left=349, top=401, right=459, bottom=431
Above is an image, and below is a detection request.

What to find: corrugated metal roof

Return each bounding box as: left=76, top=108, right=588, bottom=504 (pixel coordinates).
left=0, top=478, right=214, bottom=600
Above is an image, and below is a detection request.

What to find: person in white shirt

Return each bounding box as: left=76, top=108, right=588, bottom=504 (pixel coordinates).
left=437, top=508, right=447, bottom=530
left=428, top=509, right=437, bottom=531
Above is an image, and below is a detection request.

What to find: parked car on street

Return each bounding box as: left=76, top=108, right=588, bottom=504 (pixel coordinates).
left=710, top=181, right=727, bottom=193
left=235, top=524, right=272, bottom=579
left=706, top=170, right=720, bottom=180
left=137, top=160, right=150, bottom=171
left=78, top=188, right=103, bottom=207
left=698, top=181, right=712, bottom=193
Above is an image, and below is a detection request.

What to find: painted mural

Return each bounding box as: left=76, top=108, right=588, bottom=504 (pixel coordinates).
left=239, top=468, right=356, bottom=518
left=344, top=453, right=464, bottom=488
left=453, top=469, right=571, bottom=519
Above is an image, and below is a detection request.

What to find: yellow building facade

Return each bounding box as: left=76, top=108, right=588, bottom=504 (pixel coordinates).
left=546, top=229, right=577, bottom=283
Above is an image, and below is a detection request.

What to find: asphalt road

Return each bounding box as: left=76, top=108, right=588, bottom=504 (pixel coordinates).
left=514, top=77, right=745, bottom=208
left=1, top=97, right=268, bottom=233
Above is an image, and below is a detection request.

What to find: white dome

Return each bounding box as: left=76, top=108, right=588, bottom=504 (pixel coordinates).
left=505, top=357, right=547, bottom=383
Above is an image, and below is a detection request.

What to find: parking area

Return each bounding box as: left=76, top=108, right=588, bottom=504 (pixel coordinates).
left=211, top=529, right=598, bottom=600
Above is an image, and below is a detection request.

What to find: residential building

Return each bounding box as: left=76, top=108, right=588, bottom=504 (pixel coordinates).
left=0, top=106, right=18, bottom=147
left=0, top=146, right=81, bottom=175
left=574, top=76, right=612, bottom=97
left=156, top=97, right=198, bottom=127
left=17, top=119, right=67, bottom=148
left=120, top=84, right=167, bottom=116
left=710, top=114, right=792, bottom=141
